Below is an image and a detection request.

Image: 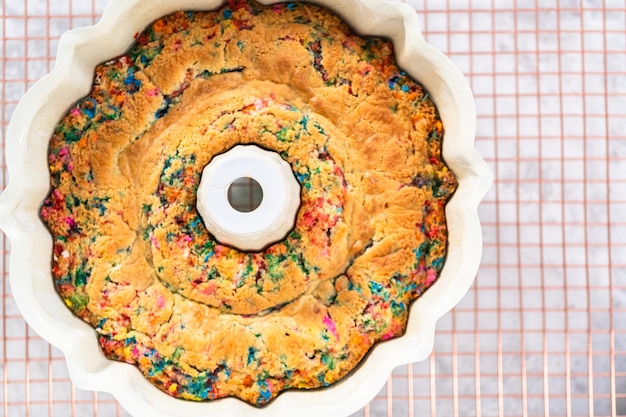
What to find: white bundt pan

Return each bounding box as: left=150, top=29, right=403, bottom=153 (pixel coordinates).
left=0, top=0, right=492, bottom=416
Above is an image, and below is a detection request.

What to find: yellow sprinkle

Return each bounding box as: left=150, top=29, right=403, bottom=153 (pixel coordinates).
left=65, top=299, right=73, bottom=308
left=168, top=384, right=178, bottom=393
left=180, top=392, right=198, bottom=401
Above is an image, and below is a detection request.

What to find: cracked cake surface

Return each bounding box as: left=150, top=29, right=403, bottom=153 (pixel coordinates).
left=40, top=0, right=457, bottom=406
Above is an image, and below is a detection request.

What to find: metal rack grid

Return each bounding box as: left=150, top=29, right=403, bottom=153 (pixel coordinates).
left=1, top=0, right=625, bottom=416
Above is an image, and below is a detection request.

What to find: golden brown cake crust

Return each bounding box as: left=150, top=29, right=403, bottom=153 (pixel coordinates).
left=40, top=0, right=457, bottom=405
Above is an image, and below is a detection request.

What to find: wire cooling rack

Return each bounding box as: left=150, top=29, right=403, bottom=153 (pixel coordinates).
left=1, top=0, right=625, bottom=416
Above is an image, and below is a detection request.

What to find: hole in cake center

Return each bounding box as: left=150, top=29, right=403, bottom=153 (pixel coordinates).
left=227, top=177, right=263, bottom=213
left=197, top=144, right=301, bottom=251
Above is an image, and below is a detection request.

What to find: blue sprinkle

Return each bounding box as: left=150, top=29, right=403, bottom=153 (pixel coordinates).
left=369, top=281, right=384, bottom=293
left=413, top=241, right=429, bottom=260
left=83, top=107, right=96, bottom=119
left=223, top=9, right=232, bottom=19
left=295, top=171, right=310, bottom=184
left=187, top=378, right=210, bottom=398
left=221, top=362, right=231, bottom=378
left=247, top=346, right=257, bottom=365
left=316, top=372, right=329, bottom=386
left=402, top=84, right=410, bottom=92
left=257, top=380, right=272, bottom=403
left=82, top=101, right=96, bottom=118
left=431, top=257, right=444, bottom=270
left=124, top=73, right=142, bottom=92
left=287, top=2, right=296, bottom=10
left=391, top=300, right=406, bottom=316
left=299, top=115, right=309, bottom=129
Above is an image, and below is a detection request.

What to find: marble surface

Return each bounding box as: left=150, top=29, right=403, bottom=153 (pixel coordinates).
left=1, top=0, right=625, bottom=416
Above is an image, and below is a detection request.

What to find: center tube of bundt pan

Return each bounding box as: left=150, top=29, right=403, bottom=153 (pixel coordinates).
left=196, top=145, right=301, bottom=252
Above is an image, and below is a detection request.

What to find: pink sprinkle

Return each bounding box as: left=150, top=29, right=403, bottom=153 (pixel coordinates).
left=267, top=380, right=274, bottom=391
left=201, top=282, right=217, bottom=296
left=146, top=87, right=159, bottom=97
left=150, top=235, right=161, bottom=250
left=426, top=269, right=436, bottom=285
left=156, top=295, right=165, bottom=309
left=302, top=212, right=315, bottom=227
left=64, top=217, right=76, bottom=228
left=132, top=347, right=139, bottom=357
left=323, top=315, right=339, bottom=339
left=382, top=331, right=395, bottom=341
left=70, top=107, right=81, bottom=116
left=254, top=98, right=269, bottom=111
left=58, top=147, right=69, bottom=157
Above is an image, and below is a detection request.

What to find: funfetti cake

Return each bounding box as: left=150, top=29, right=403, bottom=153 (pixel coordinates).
left=40, top=0, right=457, bottom=406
